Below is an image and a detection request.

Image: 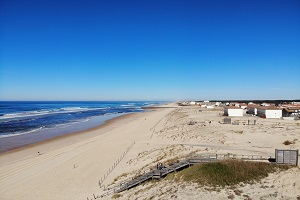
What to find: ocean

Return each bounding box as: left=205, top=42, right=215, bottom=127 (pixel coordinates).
left=0, top=101, right=162, bottom=152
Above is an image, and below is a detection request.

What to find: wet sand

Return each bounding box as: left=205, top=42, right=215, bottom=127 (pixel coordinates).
left=0, top=112, right=144, bottom=164
left=0, top=113, right=132, bottom=153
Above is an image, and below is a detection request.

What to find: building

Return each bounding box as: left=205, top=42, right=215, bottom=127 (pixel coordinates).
left=190, top=101, right=196, bottom=105
left=215, top=102, right=221, bottom=106
left=246, top=105, right=258, bottom=115
left=282, top=106, right=300, bottom=117
left=240, top=103, right=248, bottom=109
left=256, top=107, right=282, bottom=118
left=206, top=105, right=215, bottom=109
left=224, top=107, right=243, bottom=117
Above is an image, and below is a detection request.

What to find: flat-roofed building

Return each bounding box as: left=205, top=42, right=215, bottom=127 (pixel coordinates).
left=224, top=106, right=243, bottom=117
left=190, top=101, right=196, bottom=105
left=256, top=107, right=282, bottom=118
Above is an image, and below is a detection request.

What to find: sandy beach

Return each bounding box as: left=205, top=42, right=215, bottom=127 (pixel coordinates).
left=0, top=103, right=299, bottom=200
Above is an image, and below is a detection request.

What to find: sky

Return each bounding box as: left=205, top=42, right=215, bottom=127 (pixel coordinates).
left=0, top=0, right=299, bottom=101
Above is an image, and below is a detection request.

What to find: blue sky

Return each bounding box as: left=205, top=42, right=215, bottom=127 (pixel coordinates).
left=1, top=0, right=299, bottom=101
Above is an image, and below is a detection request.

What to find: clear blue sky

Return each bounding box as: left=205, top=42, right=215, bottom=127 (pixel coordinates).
left=1, top=0, right=299, bottom=101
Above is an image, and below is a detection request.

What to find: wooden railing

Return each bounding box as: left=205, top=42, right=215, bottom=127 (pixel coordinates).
left=98, top=153, right=269, bottom=197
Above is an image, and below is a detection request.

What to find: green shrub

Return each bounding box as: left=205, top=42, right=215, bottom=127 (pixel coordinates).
left=167, top=160, right=290, bottom=186
left=112, top=193, right=122, bottom=199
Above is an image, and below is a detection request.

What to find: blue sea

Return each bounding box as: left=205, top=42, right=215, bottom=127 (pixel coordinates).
left=0, top=101, right=162, bottom=152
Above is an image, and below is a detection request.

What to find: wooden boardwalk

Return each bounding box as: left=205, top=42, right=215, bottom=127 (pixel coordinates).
left=114, top=157, right=240, bottom=193
left=115, top=159, right=192, bottom=193
left=100, top=153, right=268, bottom=196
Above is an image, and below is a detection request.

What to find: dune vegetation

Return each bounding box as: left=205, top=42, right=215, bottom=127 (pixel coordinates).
left=166, top=160, right=291, bottom=186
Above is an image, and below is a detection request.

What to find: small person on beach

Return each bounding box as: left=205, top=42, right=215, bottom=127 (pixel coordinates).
left=37, top=151, right=41, bottom=155
left=158, top=162, right=163, bottom=170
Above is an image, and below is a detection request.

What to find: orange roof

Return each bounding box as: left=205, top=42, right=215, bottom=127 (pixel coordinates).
left=283, top=107, right=300, bottom=112
left=247, top=105, right=259, bottom=108
left=257, top=106, right=282, bottom=110
left=225, top=106, right=243, bottom=109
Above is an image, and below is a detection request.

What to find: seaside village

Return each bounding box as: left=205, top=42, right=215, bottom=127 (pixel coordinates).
left=178, top=101, right=300, bottom=120
left=96, top=100, right=300, bottom=199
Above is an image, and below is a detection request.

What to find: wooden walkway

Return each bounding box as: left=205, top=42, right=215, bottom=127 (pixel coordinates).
left=100, top=154, right=268, bottom=196
left=115, top=159, right=191, bottom=193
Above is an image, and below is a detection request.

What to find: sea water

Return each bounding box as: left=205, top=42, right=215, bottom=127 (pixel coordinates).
left=0, top=101, right=162, bottom=152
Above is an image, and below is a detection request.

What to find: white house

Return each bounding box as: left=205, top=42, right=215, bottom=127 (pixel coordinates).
left=224, top=107, right=243, bottom=117
left=240, top=103, right=248, bottom=109
left=190, top=101, right=196, bottom=105
left=206, top=105, right=215, bottom=109
left=215, top=102, right=221, bottom=106
left=256, top=107, right=282, bottom=118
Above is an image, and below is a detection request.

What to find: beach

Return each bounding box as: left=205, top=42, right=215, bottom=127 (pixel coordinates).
left=0, top=103, right=299, bottom=200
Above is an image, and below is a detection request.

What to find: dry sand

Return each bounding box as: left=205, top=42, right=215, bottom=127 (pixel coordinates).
left=0, top=104, right=299, bottom=200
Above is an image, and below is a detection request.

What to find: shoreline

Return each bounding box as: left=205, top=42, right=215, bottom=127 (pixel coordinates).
left=0, top=101, right=162, bottom=154
left=0, top=111, right=148, bottom=164
left=0, top=113, right=125, bottom=153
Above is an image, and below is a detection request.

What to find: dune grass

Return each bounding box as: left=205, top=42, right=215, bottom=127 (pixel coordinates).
left=166, top=160, right=291, bottom=186
left=111, top=193, right=122, bottom=199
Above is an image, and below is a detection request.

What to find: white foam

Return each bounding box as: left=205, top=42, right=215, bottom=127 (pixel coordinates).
left=0, top=126, right=44, bottom=138
left=54, top=118, right=90, bottom=128
left=0, top=107, right=105, bottom=120
left=61, top=107, right=88, bottom=111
